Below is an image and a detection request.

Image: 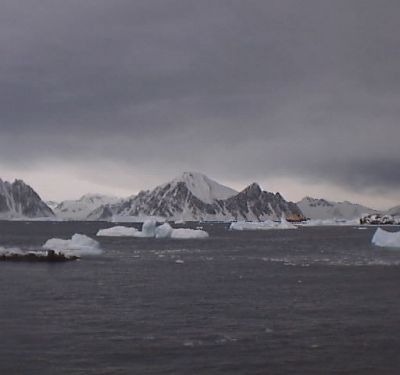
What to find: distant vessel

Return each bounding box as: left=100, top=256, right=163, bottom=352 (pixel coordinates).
left=0, top=250, right=79, bottom=262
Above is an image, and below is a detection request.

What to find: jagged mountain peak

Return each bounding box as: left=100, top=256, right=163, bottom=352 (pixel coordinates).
left=166, top=171, right=238, bottom=204
left=241, top=182, right=263, bottom=196
left=87, top=173, right=304, bottom=222
left=0, top=178, right=54, bottom=219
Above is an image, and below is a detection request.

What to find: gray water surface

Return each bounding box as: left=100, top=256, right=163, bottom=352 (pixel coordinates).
left=1, top=222, right=400, bottom=374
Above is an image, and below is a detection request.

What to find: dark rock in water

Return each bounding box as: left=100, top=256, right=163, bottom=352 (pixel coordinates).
left=0, top=250, right=79, bottom=262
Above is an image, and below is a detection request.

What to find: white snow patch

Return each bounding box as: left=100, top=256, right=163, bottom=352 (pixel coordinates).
left=54, top=194, right=120, bottom=221
left=168, top=171, right=237, bottom=204
left=43, top=234, right=102, bottom=256
left=372, top=228, right=400, bottom=248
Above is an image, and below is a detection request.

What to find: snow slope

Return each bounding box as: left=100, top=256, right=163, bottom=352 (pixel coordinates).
left=54, top=194, right=121, bottom=220
left=170, top=172, right=237, bottom=204
left=297, top=196, right=378, bottom=220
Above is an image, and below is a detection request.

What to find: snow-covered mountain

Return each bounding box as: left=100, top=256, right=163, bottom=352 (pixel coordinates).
left=386, top=205, right=400, bottom=218
left=54, top=194, right=121, bottom=220
left=170, top=171, right=238, bottom=203
left=0, top=179, right=54, bottom=219
left=297, top=196, right=378, bottom=220
left=88, top=172, right=304, bottom=222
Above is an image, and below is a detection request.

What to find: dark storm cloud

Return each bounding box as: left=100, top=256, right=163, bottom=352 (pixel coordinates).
left=0, top=0, right=400, bottom=196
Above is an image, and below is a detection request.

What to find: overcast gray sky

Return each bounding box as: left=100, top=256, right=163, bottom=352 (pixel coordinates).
left=0, top=0, right=399, bottom=209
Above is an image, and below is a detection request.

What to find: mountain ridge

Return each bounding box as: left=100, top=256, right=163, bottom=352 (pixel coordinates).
left=88, top=172, right=304, bottom=222
left=0, top=178, right=54, bottom=219
left=297, top=196, right=379, bottom=220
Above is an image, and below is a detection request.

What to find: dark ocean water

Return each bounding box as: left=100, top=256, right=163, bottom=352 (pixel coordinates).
left=1, top=221, right=400, bottom=375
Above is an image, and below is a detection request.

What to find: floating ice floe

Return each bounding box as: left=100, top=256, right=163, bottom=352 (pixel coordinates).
left=43, top=234, right=102, bottom=256
left=371, top=228, right=400, bottom=248
left=229, top=216, right=297, bottom=231
left=170, top=228, right=209, bottom=239
left=97, top=220, right=209, bottom=239
left=97, top=226, right=139, bottom=237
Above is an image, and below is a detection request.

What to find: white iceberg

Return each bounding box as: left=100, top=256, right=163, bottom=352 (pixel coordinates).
left=230, top=216, right=297, bottom=231
left=96, top=220, right=209, bottom=239
left=170, top=228, right=209, bottom=239
left=372, top=228, right=400, bottom=248
left=43, top=234, right=102, bottom=256
left=96, top=220, right=156, bottom=238
left=97, top=226, right=139, bottom=237
left=139, top=219, right=157, bottom=237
